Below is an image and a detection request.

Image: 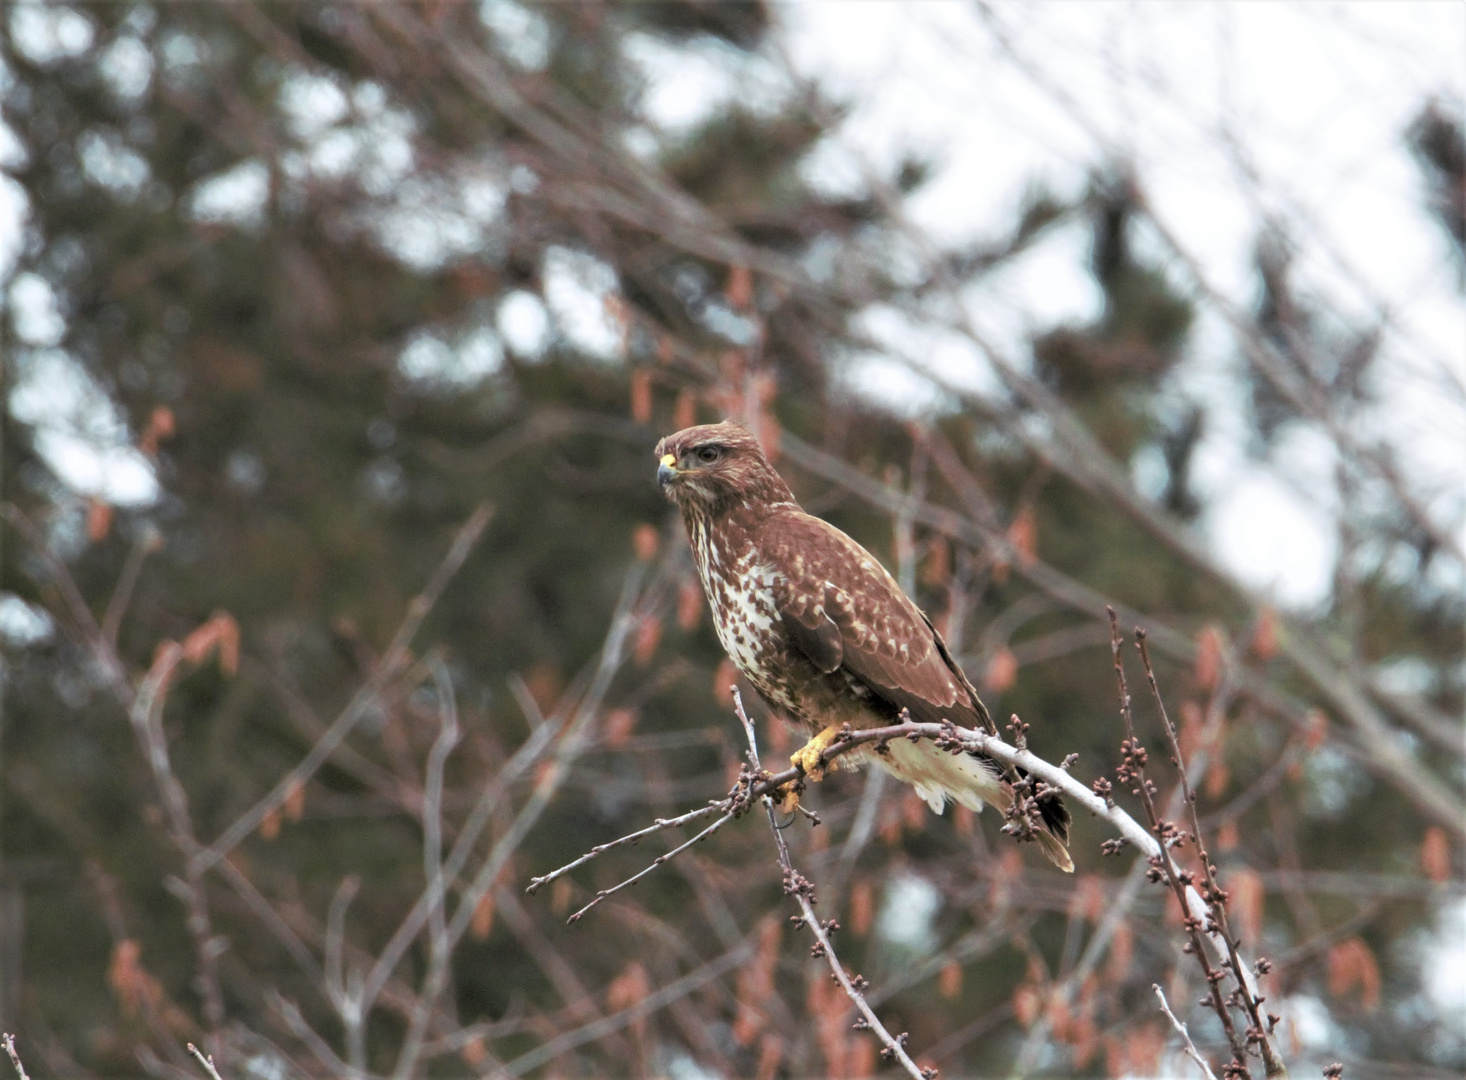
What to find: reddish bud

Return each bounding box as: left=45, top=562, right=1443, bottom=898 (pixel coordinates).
left=673, top=389, right=697, bottom=430
left=726, top=264, right=754, bottom=310
left=983, top=647, right=1019, bottom=692
left=630, top=367, right=653, bottom=424
left=86, top=500, right=113, bottom=542
left=470, top=893, right=495, bottom=941
left=677, top=578, right=704, bottom=630
left=1007, top=506, right=1038, bottom=567
left=1250, top=606, right=1279, bottom=660
left=1422, top=826, right=1451, bottom=884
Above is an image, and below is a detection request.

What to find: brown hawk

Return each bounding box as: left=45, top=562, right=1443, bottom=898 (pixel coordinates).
left=656, top=421, right=1072, bottom=871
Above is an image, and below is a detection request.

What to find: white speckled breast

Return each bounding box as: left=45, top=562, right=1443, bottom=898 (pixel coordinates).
left=689, top=514, right=794, bottom=709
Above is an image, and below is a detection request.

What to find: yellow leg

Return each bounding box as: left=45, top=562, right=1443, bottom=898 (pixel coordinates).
left=791, top=722, right=844, bottom=782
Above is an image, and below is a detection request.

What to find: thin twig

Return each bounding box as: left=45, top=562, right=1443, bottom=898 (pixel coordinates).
left=186, top=1043, right=225, bottom=1080
left=526, top=801, right=727, bottom=895
left=3, top=1035, right=30, bottom=1080
left=391, top=658, right=462, bottom=1080
left=102, top=525, right=159, bottom=647
left=735, top=691, right=935, bottom=1080
left=1154, top=985, right=1219, bottom=1080
left=128, top=642, right=228, bottom=1048
left=1107, top=608, right=1251, bottom=1075
left=1136, top=629, right=1285, bottom=1078
left=565, top=813, right=736, bottom=924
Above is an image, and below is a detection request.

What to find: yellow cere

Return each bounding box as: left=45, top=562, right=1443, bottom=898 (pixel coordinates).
left=660, top=454, right=677, bottom=468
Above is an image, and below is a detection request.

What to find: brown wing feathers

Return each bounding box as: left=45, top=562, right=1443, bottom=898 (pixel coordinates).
left=770, top=513, right=978, bottom=725
left=770, top=511, right=1072, bottom=847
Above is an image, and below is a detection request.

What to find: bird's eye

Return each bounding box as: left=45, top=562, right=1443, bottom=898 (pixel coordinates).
left=695, top=446, right=722, bottom=465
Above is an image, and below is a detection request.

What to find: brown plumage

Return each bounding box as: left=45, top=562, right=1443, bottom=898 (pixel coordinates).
left=656, top=421, right=1072, bottom=871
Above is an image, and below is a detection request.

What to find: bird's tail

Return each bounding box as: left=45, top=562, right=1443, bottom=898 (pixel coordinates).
left=873, top=738, right=1074, bottom=872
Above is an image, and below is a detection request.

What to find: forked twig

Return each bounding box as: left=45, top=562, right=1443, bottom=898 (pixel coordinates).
left=525, top=801, right=727, bottom=896
left=564, top=812, right=736, bottom=923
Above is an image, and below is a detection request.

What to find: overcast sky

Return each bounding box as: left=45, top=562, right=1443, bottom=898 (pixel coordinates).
left=774, top=1, right=1466, bottom=609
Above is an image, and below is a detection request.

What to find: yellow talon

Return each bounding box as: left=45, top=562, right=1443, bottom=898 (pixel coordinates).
left=774, top=782, right=803, bottom=814
left=790, top=723, right=844, bottom=783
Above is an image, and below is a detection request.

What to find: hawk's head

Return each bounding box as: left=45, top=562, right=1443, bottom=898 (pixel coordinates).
left=655, top=421, right=795, bottom=514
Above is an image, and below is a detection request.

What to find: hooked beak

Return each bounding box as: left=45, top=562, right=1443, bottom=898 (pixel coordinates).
left=657, top=453, right=678, bottom=488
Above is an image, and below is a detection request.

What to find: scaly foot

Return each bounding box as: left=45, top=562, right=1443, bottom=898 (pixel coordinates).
left=790, top=723, right=844, bottom=782
left=773, top=781, right=803, bottom=815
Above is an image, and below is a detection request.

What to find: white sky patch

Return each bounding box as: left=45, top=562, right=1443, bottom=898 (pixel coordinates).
left=836, top=354, right=950, bottom=419
left=0, top=176, right=27, bottom=302
left=98, top=34, right=153, bottom=102
left=543, top=246, right=624, bottom=361
left=279, top=72, right=349, bottom=141
left=367, top=163, right=507, bottom=272
left=187, top=159, right=270, bottom=229
left=0, top=120, right=26, bottom=170
left=962, top=218, right=1106, bottom=361
left=277, top=81, right=415, bottom=195
left=1277, top=993, right=1344, bottom=1054
left=1207, top=464, right=1337, bottom=610
left=478, top=0, right=552, bottom=72
left=1423, top=898, right=1466, bottom=1021
left=497, top=289, right=550, bottom=360
left=8, top=2, right=94, bottom=65
left=853, top=304, right=1001, bottom=402
left=9, top=350, right=158, bottom=506
left=0, top=593, right=55, bottom=648
left=78, top=129, right=149, bottom=198
left=783, top=1, right=1466, bottom=606
left=624, top=31, right=790, bottom=138
left=876, top=872, right=941, bottom=954
left=10, top=272, right=66, bottom=346
left=397, top=326, right=504, bottom=392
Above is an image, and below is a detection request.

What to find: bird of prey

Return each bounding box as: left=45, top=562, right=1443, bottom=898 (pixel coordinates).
left=655, top=420, right=1073, bottom=871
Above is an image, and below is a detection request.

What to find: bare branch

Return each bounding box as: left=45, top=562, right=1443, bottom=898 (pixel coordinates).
left=735, top=691, right=935, bottom=1080
left=1136, top=629, right=1286, bottom=1078
left=191, top=503, right=493, bottom=876
left=185, top=1044, right=225, bottom=1080
left=391, top=658, right=463, bottom=1080
left=526, top=801, right=727, bottom=897
left=1154, top=985, right=1220, bottom=1080
left=565, top=812, right=735, bottom=924
left=3, top=1035, right=30, bottom=1080
left=102, top=525, right=160, bottom=648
